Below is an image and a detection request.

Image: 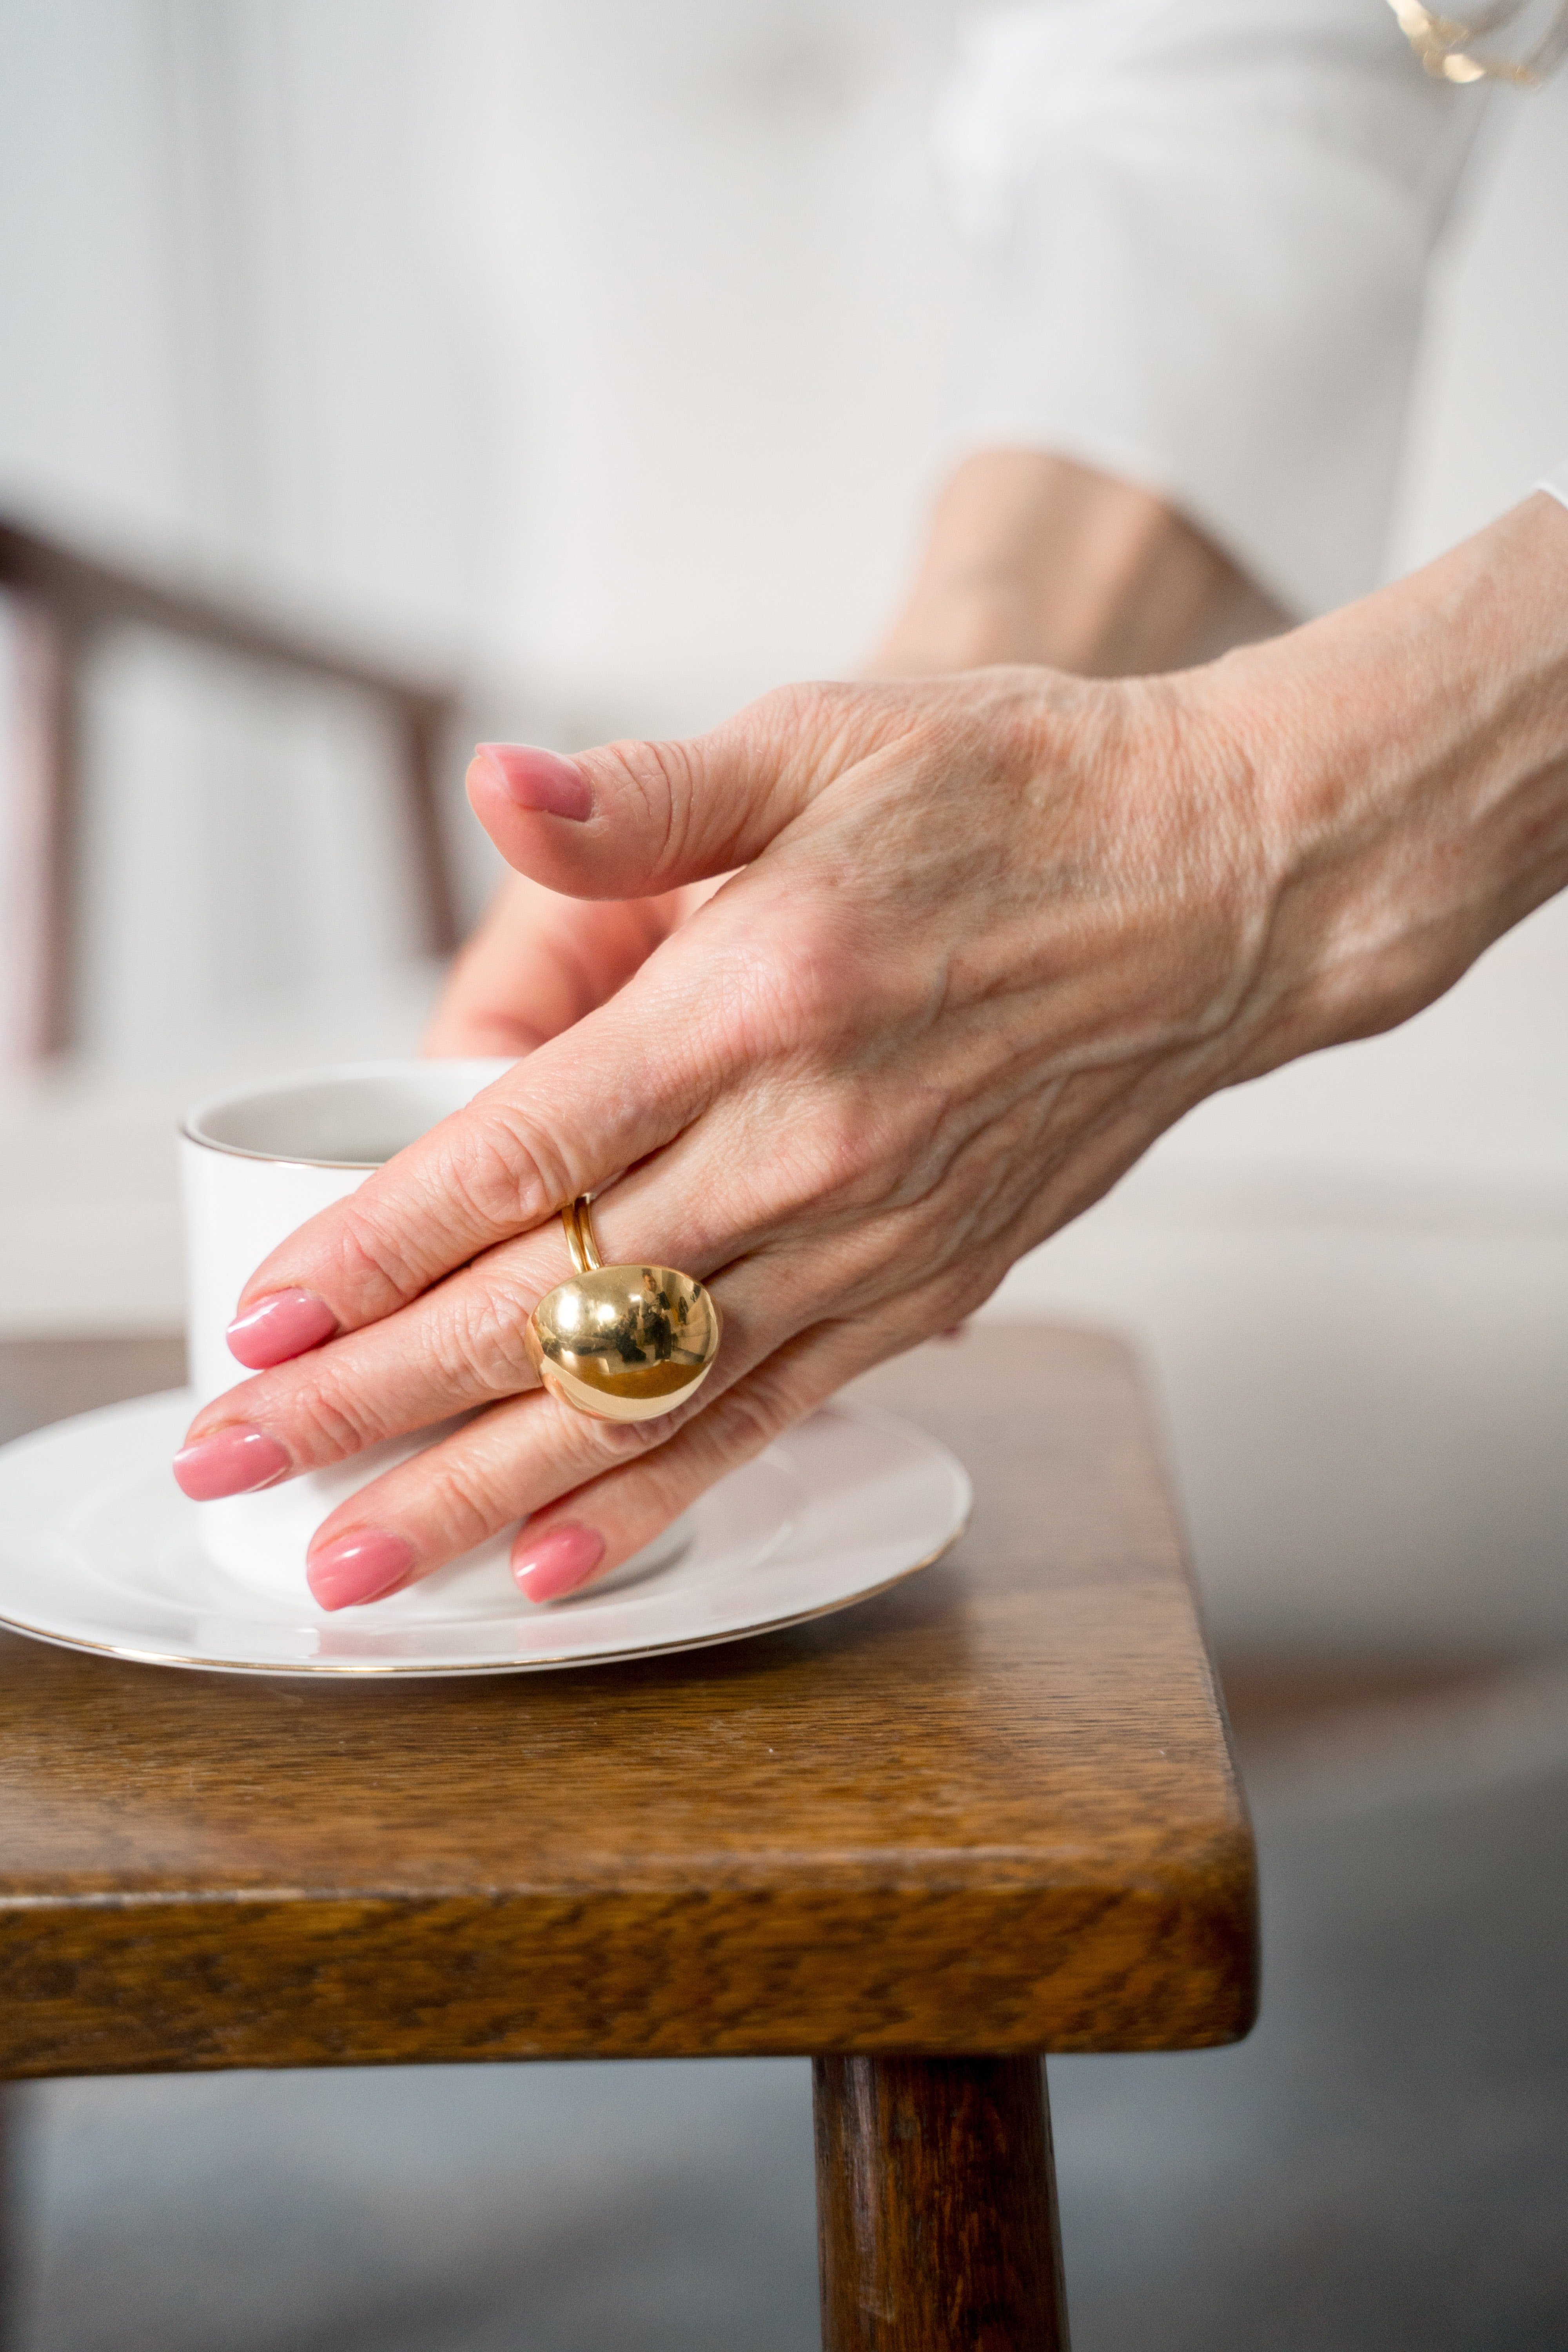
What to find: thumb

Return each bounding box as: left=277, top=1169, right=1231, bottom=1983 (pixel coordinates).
left=465, top=680, right=893, bottom=900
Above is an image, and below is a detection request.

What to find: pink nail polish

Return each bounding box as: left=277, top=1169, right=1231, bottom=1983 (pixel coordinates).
left=306, top=1530, right=415, bottom=1612
left=227, top=1288, right=338, bottom=1370
left=512, top=1522, right=605, bottom=1603
left=173, top=1425, right=291, bottom=1501
left=474, top=743, right=593, bottom=822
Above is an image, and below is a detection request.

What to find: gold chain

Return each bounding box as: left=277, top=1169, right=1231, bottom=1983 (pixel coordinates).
left=1387, top=0, right=1568, bottom=84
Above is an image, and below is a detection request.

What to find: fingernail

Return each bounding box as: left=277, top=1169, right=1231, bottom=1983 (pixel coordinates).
left=306, top=1530, right=416, bottom=1612
left=173, top=1424, right=291, bottom=1501
left=227, top=1288, right=337, bottom=1370
left=512, top=1522, right=605, bottom=1603
left=474, top=743, right=593, bottom=822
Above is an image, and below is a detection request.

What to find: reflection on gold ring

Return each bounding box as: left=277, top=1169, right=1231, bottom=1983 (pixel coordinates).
left=524, top=1195, right=721, bottom=1423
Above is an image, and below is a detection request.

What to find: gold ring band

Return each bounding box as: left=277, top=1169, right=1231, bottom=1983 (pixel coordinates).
left=561, top=1196, right=602, bottom=1276
left=524, top=1194, right=722, bottom=1424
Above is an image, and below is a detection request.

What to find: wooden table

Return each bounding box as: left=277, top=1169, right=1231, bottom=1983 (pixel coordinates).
left=0, top=1325, right=1256, bottom=2349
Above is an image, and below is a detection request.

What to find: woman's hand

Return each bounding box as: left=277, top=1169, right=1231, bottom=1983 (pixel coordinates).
left=425, top=453, right=1252, bottom=1062
left=173, top=494, right=1568, bottom=1610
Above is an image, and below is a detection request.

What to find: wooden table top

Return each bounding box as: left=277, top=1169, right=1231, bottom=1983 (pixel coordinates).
left=0, top=1326, right=1256, bottom=2080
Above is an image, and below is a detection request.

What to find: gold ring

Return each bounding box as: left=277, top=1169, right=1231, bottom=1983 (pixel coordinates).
left=524, top=1196, right=722, bottom=1423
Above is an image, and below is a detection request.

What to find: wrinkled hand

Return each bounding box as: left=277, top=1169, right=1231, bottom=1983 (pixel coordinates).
left=428, top=454, right=1245, bottom=1065
left=426, top=457, right=1248, bottom=1067
left=176, top=659, right=1310, bottom=1607
left=182, top=481, right=1568, bottom=1619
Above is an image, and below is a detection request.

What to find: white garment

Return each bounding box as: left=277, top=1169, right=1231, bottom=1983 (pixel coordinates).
left=938, top=0, right=1566, bottom=615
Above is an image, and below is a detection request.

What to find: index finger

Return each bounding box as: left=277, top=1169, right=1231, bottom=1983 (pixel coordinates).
left=232, top=966, right=726, bottom=1351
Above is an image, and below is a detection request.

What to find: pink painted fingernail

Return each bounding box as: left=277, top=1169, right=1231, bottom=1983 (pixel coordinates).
left=227, top=1288, right=338, bottom=1370
left=173, top=1424, right=291, bottom=1501
left=306, top=1530, right=416, bottom=1612
left=512, top=1522, right=605, bottom=1603
left=474, top=743, right=593, bottom=822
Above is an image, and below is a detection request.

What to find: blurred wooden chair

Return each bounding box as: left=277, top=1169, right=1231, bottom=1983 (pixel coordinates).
left=0, top=515, right=462, bottom=1060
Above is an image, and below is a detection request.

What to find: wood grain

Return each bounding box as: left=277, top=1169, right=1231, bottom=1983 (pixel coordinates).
left=0, top=1335, right=184, bottom=1448
left=814, top=2055, right=1068, bottom=2351
left=0, top=1326, right=1257, bottom=2077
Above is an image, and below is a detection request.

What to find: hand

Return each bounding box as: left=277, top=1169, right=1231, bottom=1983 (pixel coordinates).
left=174, top=495, right=1568, bottom=1610
left=425, top=452, right=1252, bottom=1063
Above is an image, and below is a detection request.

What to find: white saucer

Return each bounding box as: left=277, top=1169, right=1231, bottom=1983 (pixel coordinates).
left=0, top=1390, right=971, bottom=1677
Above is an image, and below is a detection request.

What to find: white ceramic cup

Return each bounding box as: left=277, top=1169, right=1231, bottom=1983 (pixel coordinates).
left=181, top=1060, right=515, bottom=1594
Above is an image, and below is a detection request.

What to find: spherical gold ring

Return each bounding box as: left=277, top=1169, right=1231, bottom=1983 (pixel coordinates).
left=523, top=1196, right=722, bottom=1423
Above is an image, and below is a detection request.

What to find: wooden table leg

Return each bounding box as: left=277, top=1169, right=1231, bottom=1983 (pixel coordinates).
left=813, top=2054, right=1069, bottom=2351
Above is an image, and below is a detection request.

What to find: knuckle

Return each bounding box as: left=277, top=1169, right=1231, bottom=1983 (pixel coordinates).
left=756, top=677, right=833, bottom=745
left=720, top=907, right=873, bottom=1063
left=276, top=1375, right=380, bottom=1465
left=814, top=1085, right=895, bottom=1192
left=705, top=1374, right=788, bottom=1459
left=579, top=1410, right=673, bottom=1466
left=976, top=681, right=1058, bottom=779
left=328, top=1197, right=433, bottom=1310
left=421, top=1439, right=522, bottom=1553
left=438, top=1266, right=545, bottom=1397
left=758, top=677, right=864, bottom=770
left=426, top=1110, right=570, bottom=1234
left=760, top=1077, right=900, bottom=1220
left=597, top=736, right=688, bottom=871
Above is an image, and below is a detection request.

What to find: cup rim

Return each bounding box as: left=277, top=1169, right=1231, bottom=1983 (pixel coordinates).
left=181, top=1057, right=517, bottom=1170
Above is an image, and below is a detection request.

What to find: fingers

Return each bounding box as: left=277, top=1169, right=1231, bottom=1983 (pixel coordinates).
left=508, top=1322, right=878, bottom=1601
left=465, top=682, right=913, bottom=900
left=422, top=873, right=683, bottom=1058
left=301, top=1386, right=663, bottom=1608
left=182, top=1151, right=757, bottom=1484
left=179, top=1231, right=557, bottom=1488
left=295, top=1265, right=838, bottom=1605
left=185, top=980, right=891, bottom=1494
left=196, top=938, right=1000, bottom=1489
left=227, top=679, right=944, bottom=1353
left=307, top=1315, right=882, bottom=1611
left=224, top=808, right=887, bottom=1352
left=229, top=970, right=733, bottom=1337
left=183, top=1105, right=861, bottom=1511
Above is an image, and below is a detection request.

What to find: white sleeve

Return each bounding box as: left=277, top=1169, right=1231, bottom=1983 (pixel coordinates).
left=1542, top=465, right=1568, bottom=514
left=935, top=0, right=1491, bottom=617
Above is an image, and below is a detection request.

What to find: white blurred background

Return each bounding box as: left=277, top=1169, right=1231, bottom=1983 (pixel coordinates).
left=1, top=0, right=1566, bottom=1666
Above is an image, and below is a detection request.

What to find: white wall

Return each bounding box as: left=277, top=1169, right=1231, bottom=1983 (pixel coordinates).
left=433, top=0, right=968, bottom=739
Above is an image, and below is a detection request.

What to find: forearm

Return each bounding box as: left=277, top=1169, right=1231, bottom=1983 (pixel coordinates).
left=869, top=450, right=1260, bottom=679
left=1215, top=492, right=1568, bottom=1071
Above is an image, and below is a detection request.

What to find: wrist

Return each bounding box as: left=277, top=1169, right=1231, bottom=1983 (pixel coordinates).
left=1210, top=492, right=1568, bottom=1065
